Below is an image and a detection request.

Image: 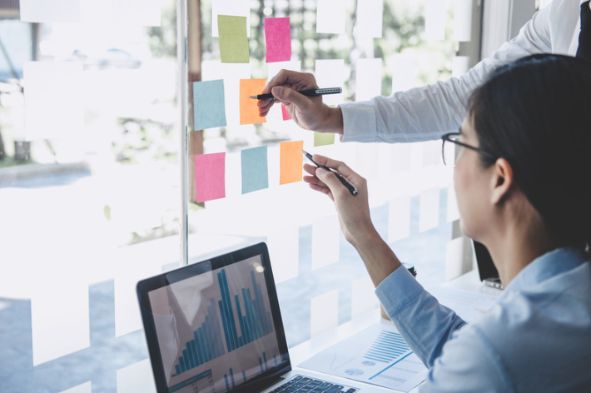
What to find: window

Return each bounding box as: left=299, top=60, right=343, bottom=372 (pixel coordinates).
left=0, top=0, right=481, bottom=391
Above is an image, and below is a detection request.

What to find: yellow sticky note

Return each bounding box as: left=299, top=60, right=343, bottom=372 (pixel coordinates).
left=240, top=79, right=267, bottom=125
left=218, top=15, right=249, bottom=63
left=280, top=141, right=303, bottom=185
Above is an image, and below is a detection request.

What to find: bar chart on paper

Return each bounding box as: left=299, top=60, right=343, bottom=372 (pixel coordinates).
left=300, top=325, right=427, bottom=392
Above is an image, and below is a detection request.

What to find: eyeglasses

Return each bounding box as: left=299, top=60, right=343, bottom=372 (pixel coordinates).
left=441, top=131, right=498, bottom=166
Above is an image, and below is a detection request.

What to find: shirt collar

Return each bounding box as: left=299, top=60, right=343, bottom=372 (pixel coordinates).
left=504, top=247, right=589, bottom=293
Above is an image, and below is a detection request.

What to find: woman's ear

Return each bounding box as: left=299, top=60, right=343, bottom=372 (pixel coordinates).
left=490, top=158, right=514, bottom=205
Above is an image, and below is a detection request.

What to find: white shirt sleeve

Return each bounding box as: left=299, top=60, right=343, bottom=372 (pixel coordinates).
left=340, top=4, right=553, bottom=143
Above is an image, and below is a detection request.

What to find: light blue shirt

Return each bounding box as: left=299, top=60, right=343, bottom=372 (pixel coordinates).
left=375, top=247, right=591, bottom=392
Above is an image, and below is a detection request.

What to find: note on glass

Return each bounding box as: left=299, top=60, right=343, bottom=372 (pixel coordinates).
left=316, top=0, right=346, bottom=34
left=20, top=0, right=80, bottom=23
left=218, top=15, right=249, bottom=63
left=24, top=61, right=83, bottom=140
left=194, top=153, right=226, bottom=202
left=31, top=281, right=89, bottom=365
left=354, top=0, right=383, bottom=38
left=388, top=196, right=411, bottom=242
left=116, top=359, right=156, bottom=393
left=241, top=146, right=269, bottom=194
left=310, top=290, right=339, bottom=336
left=264, top=17, right=292, bottom=63
left=424, top=0, right=448, bottom=41
left=356, top=58, right=382, bottom=102
left=240, top=79, right=267, bottom=125
left=193, top=80, right=227, bottom=130
left=314, top=132, right=335, bottom=147
left=281, top=104, right=292, bottom=121
left=212, top=0, right=250, bottom=38
left=453, top=0, right=473, bottom=42
left=315, top=59, right=345, bottom=106
left=279, top=141, right=304, bottom=185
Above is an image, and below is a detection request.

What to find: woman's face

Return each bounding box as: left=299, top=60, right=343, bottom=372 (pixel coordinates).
left=454, top=118, right=496, bottom=242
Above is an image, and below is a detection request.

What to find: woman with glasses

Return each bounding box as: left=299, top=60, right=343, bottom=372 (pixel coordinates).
left=303, top=54, right=591, bottom=392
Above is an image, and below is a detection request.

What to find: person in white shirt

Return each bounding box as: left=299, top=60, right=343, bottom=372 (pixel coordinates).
left=258, top=0, right=590, bottom=142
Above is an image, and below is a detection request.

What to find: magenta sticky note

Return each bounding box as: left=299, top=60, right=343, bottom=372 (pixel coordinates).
left=281, top=103, right=292, bottom=120
left=264, top=17, right=292, bottom=63
left=194, top=152, right=226, bottom=202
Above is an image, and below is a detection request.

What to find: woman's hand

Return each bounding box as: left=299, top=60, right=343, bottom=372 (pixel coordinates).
left=303, top=154, right=377, bottom=248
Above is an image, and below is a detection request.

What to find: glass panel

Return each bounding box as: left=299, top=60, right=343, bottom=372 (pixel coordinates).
left=0, top=1, right=179, bottom=391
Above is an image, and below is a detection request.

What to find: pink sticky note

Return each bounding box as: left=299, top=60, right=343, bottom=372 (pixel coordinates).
left=194, top=152, right=225, bottom=202
left=264, top=17, right=292, bottom=63
left=281, top=104, right=292, bottom=120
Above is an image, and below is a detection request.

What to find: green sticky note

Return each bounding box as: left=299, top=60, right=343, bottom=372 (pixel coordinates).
left=314, top=132, right=335, bottom=147
left=218, top=15, right=249, bottom=63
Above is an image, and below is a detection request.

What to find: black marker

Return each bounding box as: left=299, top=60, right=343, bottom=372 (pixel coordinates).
left=303, top=150, right=358, bottom=196
left=250, top=87, right=342, bottom=101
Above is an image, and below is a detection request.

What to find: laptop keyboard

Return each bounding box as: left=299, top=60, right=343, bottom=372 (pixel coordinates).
left=270, top=375, right=357, bottom=393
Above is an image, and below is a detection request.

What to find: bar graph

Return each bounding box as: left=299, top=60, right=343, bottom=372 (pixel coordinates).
left=364, top=331, right=410, bottom=363
left=173, top=267, right=274, bottom=377
left=174, top=299, right=226, bottom=375
left=217, top=269, right=274, bottom=352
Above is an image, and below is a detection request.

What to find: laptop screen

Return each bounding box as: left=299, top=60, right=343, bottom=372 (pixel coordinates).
left=138, top=243, right=290, bottom=393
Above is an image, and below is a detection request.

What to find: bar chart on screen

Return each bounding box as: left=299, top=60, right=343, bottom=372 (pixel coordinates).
left=151, top=255, right=284, bottom=393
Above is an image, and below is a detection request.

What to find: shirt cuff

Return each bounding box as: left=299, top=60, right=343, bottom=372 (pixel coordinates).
left=339, top=101, right=378, bottom=143
left=375, top=266, right=424, bottom=317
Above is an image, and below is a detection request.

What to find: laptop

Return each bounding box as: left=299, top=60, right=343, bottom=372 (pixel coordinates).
left=137, top=242, right=389, bottom=393
left=473, top=241, right=503, bottom=290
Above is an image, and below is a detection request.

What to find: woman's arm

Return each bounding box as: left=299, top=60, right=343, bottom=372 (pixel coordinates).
left=304, top=154, right=467, bottom=366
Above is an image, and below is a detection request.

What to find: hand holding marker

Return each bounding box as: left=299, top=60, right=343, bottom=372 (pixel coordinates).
left=303, top=150, right=358, bottom=196
left=249, top=87, right=342, bottom=100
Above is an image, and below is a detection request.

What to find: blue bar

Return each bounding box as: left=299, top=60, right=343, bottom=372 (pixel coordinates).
left=263, top=352, right=267, bottom=371
left=235, top=294, right=245, bottom=347
left=243, top=370, right=247, bottom=382
left=191, top=340, right=197, bottom=368
left=224, top=375, right=229, bottom=391
left=175, top=364, right=180, bottom=375
left=219, top=271, right=238, bottom=351
left=218, top=300, right=232, bottom=352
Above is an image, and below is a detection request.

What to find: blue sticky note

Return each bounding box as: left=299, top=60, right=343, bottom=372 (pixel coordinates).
left=241, top=146, right=269, bottom=194
left=193, top=80, right=227, bottom=130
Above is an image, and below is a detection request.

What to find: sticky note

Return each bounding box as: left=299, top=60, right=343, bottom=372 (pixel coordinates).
left=279, top=141, right=303, bottom=185
left=218, top=15, right=249, bottom=63
left=264, top=17, right=292, bottom=62
left=212, top=0, right=251, bottom=38
left=241, top=146, right=269, bottom=194
left=314, top=59, right=345, bottom=106
left=425, top=0, right=448, bottom=41
left=193, top=80, right=227, bottom=130
left=453, top=0, right=473, bottom=42
left=20, top=0, right=80, bottom=23
left=314, top=132, right=335, bottom=147
left=281, top=104, right=292, bottom=120
left=194, top=153, right=226, bottom=202
left=356, top=58, right=382, bottom=101
left=316, top=0, right=346, bottom=34
left=354, top=0, right=384, bottom=38
left=240, top=79, right=267, bottom=125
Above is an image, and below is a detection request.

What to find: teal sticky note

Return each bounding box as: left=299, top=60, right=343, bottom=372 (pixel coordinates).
left=241, top=146, right=268, bottom=194
left=193, top=80, right=227, bottom=130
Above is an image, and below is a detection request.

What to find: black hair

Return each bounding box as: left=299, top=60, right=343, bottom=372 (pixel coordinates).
left=468, top=54, right=591, bottom=251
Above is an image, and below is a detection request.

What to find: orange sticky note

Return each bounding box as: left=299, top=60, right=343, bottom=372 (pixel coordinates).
left=279, top=141, right=303, bottom=185
left=240, top=79, right=267, bottom=125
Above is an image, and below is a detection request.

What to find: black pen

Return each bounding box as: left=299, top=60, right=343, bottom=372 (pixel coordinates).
left=250, top=87, right=342, bottom=101
left=303, top=150, right=358, bottom=196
